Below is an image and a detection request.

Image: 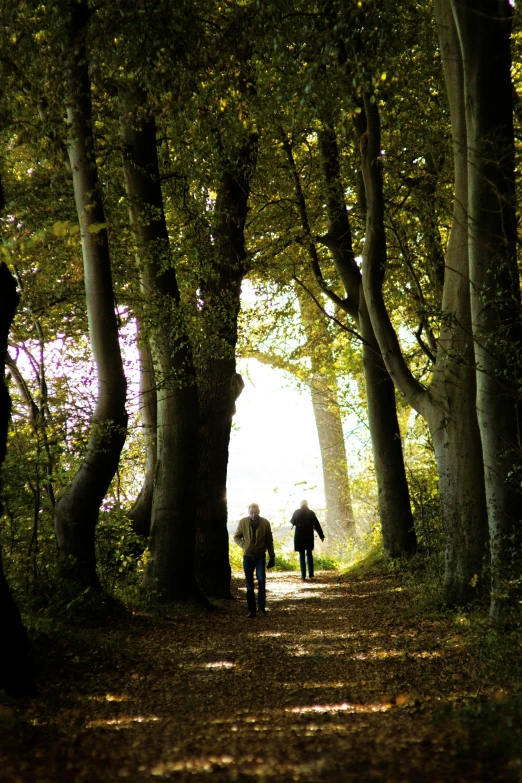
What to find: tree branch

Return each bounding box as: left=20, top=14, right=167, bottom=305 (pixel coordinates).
left=280, top=130, right=353, bottom=316
left=357, top=94, right=428, bottom=415
left=293, top=276, right=368, bottom=346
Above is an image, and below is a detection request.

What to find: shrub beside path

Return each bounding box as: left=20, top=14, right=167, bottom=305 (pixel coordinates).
left=0, top=566, right=521, bottom=782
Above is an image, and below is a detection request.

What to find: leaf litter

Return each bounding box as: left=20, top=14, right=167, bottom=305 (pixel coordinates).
left=1, top=567, right=521, bottom=782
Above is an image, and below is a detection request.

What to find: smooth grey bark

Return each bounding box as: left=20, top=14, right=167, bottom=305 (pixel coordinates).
left=127, top=335, right=156, bottom=538
left=195, top=132, right=257, bottom=598
left=54, top=2, right=128, bottom=588
left=0, top=261, right=35, bottom=696
left=295, top=290, right=355, bottom=544
left=449, top=0, right=522, bottom=620
left=356, top=34, right=488, bottom=604
left=120, top=90, right=202, bottom=601
left=310, top=384, right=354, bottom=545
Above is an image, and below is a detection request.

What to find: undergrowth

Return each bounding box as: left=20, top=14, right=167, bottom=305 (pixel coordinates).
left=229, top=541, right=339, bottom=572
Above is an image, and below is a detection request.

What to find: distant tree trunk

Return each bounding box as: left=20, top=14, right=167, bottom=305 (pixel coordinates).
left=309, top=385, right=354, bottom=543
left=449, top=0, right=522, bottom=620
left=356, top=35, right=488, bottom=604
left=0, top=261, right=35, bottom=696
left=54, top=2, right=127, bottom=589
left=315, top=125, right=417, bottom=557
left=194, top=133, right=258, bottom=598
left=120, top=89, right=202, bottom=601
left=128, top=335, right=156, bottom=538
left=295, top=290, right=355, bottom=543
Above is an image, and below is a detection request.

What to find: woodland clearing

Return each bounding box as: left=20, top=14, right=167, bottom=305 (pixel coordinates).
left=1, top=564, right=522, bottom=783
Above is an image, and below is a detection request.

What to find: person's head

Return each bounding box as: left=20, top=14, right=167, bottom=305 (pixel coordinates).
left=300, top=499, right=308, bottom=508
left=248, top=503, right=260, bottom=520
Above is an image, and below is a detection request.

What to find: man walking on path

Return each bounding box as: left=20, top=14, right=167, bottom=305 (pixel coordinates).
left=290, top=500, right=325, bottom=580
left=234, top=503, right=275, bottom=618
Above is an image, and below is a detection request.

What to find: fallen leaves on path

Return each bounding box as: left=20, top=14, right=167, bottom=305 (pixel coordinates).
left=1, top=569, right=521, bottom=782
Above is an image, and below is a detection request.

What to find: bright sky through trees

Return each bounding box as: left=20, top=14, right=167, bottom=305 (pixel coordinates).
left=227, top=358, right=368, bottom=531
left=227, top=357, right=325, bottom=527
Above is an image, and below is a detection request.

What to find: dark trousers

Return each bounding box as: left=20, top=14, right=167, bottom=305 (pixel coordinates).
left=299, top=550, right=314, bottom=579
left=243, top=555, right=266, bottom=614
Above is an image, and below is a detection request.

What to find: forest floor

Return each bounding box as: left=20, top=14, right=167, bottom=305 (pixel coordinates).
left=1, top=563, right=522, bottom=783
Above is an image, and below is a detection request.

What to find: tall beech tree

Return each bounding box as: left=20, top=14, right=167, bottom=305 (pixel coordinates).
left=438, top=0, right=522, bottom=619
left=295, top=287, right=355, bottom=543
left=120, top=88, right=202, bottom=602
left=317, top=124, right=417, bottom=557
left=356, top=68, right=488, bottom=604
left=194, top=130, right=258, bottom=598
left=54, top=1, right=128, bottom=588
left=281, top=128, right=417, bottom=558
left=164, top=9, right=261, bottom=598
left=354, top=0, right=522, bottom=610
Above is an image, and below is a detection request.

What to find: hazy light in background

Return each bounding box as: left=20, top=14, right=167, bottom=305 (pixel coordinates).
left=226, top=358, right=325, bottom=530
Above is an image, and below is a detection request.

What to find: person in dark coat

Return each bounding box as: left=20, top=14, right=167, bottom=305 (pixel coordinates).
left=290, top=500, right=325, bottom=580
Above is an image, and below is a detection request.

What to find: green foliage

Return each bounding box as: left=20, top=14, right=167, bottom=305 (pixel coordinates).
left=340, top=545, right=386, bottom=580
left=229, top=540, right=299, bottom=572
left=229, top=540, right=339, bottom=573
left=95, top=509, right=147, bottom=595
left=401, top=412, right=445, bottom=590
left=228, top=542, right=244, bottom=572
left=273, top=552, right=299, bottom=572
left=313, top=553, right=339, bottom=571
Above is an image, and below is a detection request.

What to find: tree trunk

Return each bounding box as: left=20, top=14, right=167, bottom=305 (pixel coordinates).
left=194, top=133, right=258, bottom=598
left=120, top=90, right=202, bottom=601
left=432, top=0, right=490, bottom=605
left=295, top=289, right=355, bottom=544
left=359, top=299, right=418, bottom=557
left=316, top=125, right=416, bottom=557
left=309, top=384, right=354, bottom=545
left=0, top=261, right=35, bottom=696
left=54, top=2, right=127, bottom=589
left=196, top=364, right=244, bottom=598
left=450, top=0, right=522, bottom=620
left=357, top=59, right=488, bottom=603
left=128, top=335, right=156, bottom=538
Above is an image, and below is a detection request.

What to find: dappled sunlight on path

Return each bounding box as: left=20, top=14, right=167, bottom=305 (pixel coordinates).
left=0, top=569, right=519, bottom=782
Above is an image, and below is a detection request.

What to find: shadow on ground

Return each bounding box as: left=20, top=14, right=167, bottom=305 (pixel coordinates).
left=0, top=570, right=520, bottom=782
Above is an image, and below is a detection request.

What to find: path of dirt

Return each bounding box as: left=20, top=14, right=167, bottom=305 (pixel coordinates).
left=0, top=569, right=519, bottom=782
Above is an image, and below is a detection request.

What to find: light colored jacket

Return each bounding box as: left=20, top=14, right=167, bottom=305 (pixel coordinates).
left=234, top=517, right=275, bottom=559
